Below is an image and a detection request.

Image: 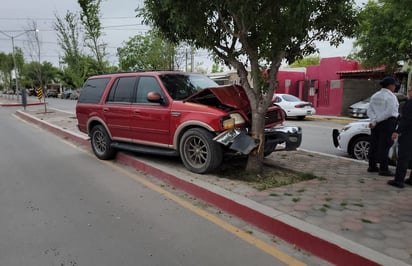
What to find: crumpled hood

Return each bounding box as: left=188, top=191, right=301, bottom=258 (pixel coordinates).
left=184, top=84, right=250, bottom=113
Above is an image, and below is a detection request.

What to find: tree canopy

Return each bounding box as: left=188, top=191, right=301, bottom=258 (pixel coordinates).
left=78, top=0, right=107, bottom=74
left=353, top=0, right=412, bottom=71
left=140, top=0, right=359, bottom=171
left=117, top=30, right=176, bottom=71
left=289, top=56, right=320, bottom=68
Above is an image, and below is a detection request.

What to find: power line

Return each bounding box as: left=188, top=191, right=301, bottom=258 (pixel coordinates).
left=0, top=16, right=140, bottom=21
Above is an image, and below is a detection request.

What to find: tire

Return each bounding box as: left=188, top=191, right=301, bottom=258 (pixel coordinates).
left=348, top=135, right=370, bottom=161
left=282, top=110, right=288, bottom=120
left=179, top=128, right=223, bottom=174
left=90, top=125, right=117, bottom=160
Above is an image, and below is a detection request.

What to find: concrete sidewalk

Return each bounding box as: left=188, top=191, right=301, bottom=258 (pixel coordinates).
left=3, top=97, right=412, bottom=266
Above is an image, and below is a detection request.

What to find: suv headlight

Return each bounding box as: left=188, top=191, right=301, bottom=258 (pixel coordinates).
left=222, top=113, right=246, bottom=129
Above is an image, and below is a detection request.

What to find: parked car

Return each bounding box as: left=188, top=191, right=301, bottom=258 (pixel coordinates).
left=347, top=93, right=407, bottom=118
left=348, top=97, right=370, bottom=118
left=272, top=93, right=315, bottom=120
left=28, top=88, right=37, bottom=96
left=76, top=72, right=302, bottom=174
left=60, top=89, right=74, bottom=99
left=46, top=89, right=58, bottom=98
left=333, top=93, right=408, bottom=160
left=333, top=119, right=371, bottom=160
left=69, top=90, right=79, bottom=100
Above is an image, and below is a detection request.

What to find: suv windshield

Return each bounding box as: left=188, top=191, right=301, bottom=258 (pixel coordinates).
left=160, top=74, right=218, bottom=100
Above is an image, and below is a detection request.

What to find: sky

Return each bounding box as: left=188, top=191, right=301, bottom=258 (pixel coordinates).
left=0, top=0, right=365, bottom=73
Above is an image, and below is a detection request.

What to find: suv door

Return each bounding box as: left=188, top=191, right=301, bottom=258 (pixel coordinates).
left=103, top=76, right=137, bottom=140
left=129, top=76, right=171, bottom=146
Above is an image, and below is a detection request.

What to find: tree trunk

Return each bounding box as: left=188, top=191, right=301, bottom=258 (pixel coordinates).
left=245, top=109, right=266, bottom=173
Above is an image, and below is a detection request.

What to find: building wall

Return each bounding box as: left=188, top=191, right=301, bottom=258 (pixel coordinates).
left=275, top=70, right=306, bottom=96
left=341, top=79, right=379, bottom=116
left=305, top=57, right=359, bottom=115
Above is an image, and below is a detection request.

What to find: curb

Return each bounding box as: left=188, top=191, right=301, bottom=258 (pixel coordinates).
left=14, top=110, right=408, bottom=266
left=1, top=102, right=45, bottom=107
left=306, top=115, right=355, bottom=124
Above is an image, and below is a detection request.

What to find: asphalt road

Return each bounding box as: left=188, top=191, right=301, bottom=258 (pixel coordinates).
left=285, top=119, right=349, bottom=158
left=1, top=106, right=326, bottom=265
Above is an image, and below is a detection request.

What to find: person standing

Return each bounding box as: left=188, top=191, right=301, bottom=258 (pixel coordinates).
left=387, top=88, right=412, bottom=188
left=367, top=76, right=399, bottom=176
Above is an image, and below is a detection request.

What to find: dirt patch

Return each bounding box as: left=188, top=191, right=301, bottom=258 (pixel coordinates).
left=217, top=158, right=318, bottom=191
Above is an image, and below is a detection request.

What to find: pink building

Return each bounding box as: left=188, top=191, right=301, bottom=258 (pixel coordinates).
left=276, top=57, right=379, bottom=116
left=212, top=56, right=392, bottom=116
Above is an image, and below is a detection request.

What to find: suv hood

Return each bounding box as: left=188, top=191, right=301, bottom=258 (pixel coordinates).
left=184, top=84, right=250, bottom=113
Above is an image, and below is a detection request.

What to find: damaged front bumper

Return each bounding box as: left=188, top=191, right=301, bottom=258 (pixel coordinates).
left=214, top=125, right=302, bottom=155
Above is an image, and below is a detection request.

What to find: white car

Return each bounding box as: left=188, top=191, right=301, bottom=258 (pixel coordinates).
left=348, top=93, right=407, bottom=119
left=272, top=94, right=316, bottom=120
left=334, top=92, right=408, bottom=160
left=333, top=119, right=371, bottom=160
left=348, top=97, right=370, bottom=118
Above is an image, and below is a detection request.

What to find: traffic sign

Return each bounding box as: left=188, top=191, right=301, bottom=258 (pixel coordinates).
left=36, top=87, right=43, bottom=100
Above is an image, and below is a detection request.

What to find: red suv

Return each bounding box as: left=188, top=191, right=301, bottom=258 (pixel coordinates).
left=76, top=71, right=302, bottom=173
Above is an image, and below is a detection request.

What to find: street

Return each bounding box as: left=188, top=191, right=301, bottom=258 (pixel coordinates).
left=0, top=106, right=329, bottom=265
left=284, top=119, right=349, bottom=158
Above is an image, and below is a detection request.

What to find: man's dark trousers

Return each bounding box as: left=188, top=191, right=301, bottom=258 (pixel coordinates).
left=368, top=117, right=396, bottom=171
left=394, top=133, right=412, bottom=182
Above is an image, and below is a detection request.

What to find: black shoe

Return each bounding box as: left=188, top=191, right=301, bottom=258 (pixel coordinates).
left=379, top=170, right=394, bottom=176
left=367, top=167, right=379, bottom=172
left=387, top=180, right=404, bottom=188
left=405, top=178, right=412, bottom=186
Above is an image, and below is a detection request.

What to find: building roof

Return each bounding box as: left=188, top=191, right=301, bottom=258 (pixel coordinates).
left=336, top=66, right=386, bottom=78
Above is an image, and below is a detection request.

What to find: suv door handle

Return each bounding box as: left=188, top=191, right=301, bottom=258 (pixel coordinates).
left=103, top=108, right=109, bottom=112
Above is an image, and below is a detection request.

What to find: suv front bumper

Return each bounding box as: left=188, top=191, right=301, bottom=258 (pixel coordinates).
left=214, top=125, right=302, bottom=155
left=264, top=125, right=302, bottom=153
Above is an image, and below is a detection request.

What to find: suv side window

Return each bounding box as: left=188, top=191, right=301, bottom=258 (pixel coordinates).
left=107, top=77, right=137, bottom=103
left=135, top=76, right=164, bottom=104
left=78, top=77, right=110, bottom=103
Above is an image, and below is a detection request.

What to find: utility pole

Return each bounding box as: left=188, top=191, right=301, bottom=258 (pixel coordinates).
left=0, top=29, right=37, bottom=102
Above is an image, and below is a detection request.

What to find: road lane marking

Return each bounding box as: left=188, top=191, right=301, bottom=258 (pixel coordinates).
left=106, top=161, right=306, bottom=266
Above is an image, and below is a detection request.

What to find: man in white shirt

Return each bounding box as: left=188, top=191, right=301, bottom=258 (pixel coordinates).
left=367, top=76, right=399, bottom=176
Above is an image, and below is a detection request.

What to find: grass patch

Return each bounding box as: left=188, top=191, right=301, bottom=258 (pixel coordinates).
left=292, top=197, right=300, bottom=202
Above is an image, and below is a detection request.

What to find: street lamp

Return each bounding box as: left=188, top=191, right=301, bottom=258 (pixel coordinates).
left=0, top=29, right=37, bottom=101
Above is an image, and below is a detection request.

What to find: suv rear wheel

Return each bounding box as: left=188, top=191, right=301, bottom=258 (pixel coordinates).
left=179, top=128, right=223, bottom=174
left=91, top=125, right=117, bottom=160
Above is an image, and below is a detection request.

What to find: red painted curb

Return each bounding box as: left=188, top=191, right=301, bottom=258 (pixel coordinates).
left=15, top=110, right=379, bottom=266
left=1, top=102, right=45, bottom=107
left=15, top=111, right=89, bottom=147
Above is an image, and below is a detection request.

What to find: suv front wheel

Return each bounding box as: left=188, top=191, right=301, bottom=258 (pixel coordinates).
left=90, top=124, right=117, bottom=160
left=179, top=128, right=223, bottom=174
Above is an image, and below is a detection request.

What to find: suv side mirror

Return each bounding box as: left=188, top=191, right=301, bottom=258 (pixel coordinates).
left=147, top=92, right=165, bottom=104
